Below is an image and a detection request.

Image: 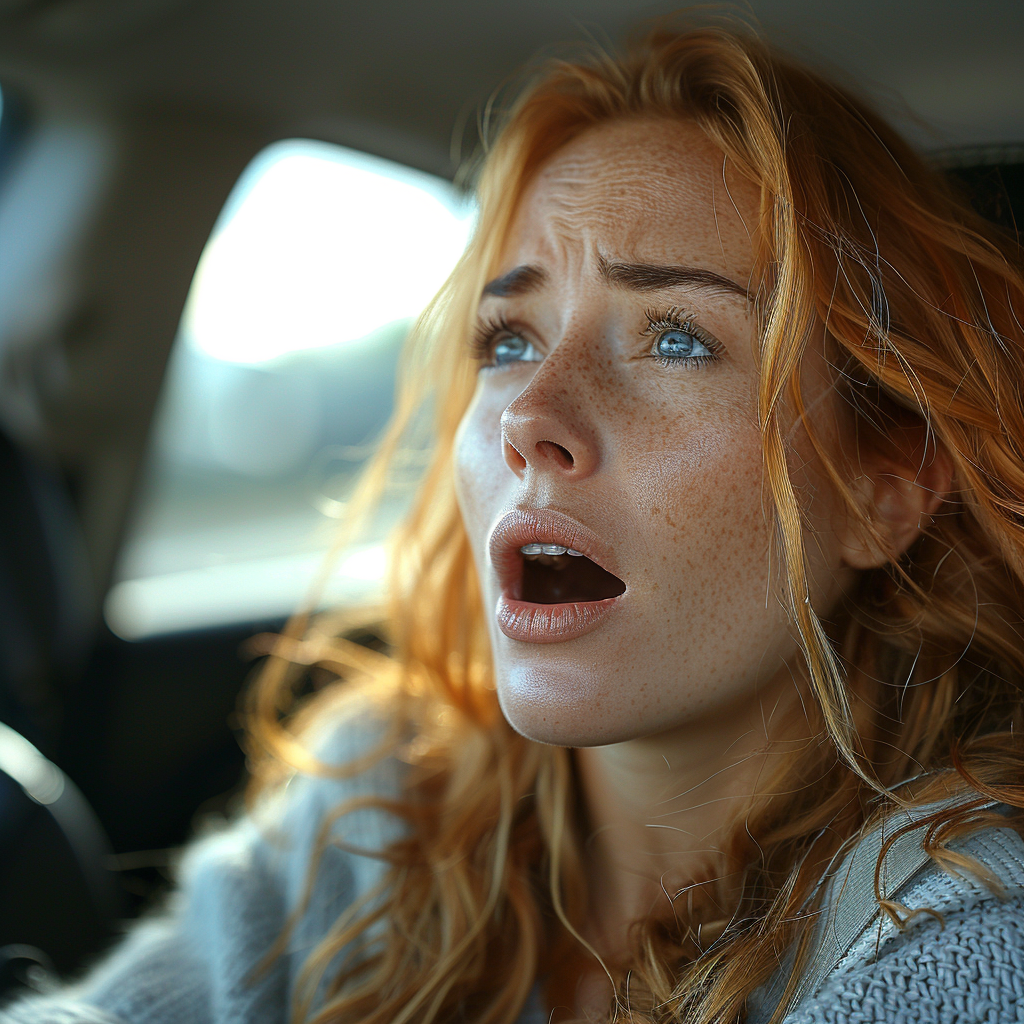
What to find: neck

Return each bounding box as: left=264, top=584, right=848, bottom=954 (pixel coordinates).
left=572, top=671, right=809, bottom=954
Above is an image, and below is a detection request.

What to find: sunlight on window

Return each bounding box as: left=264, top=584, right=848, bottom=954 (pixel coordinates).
left=184, top=142, right=473, bottom=365
left=106, top=140, right=473, bottom=640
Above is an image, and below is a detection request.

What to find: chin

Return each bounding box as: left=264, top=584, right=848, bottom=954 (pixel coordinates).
left=495, top=663, right=650, bottom=748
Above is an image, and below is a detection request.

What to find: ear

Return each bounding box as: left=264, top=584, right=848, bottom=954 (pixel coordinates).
left=838, top=424, right=953, bottom=571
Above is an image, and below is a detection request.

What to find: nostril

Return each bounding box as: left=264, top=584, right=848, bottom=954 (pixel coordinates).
left=504, top=439, right=528, bottom=473
left=536, top=439, right=574, bottom=470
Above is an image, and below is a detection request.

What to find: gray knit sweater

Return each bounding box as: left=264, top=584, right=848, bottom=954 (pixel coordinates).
left=4, top=712, right=1023, bottom=1024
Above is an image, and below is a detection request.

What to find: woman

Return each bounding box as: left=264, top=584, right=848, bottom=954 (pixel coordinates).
left=8, top=18, right=1024, bottom=1024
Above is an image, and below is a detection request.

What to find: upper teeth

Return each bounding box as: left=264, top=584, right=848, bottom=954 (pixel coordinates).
left=520, top=544, right=584, bottom=557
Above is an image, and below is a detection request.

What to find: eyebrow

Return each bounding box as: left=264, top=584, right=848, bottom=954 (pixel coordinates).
left=598, top=254, right=751, bottom=300
left=480, top=258, right=750, bottom=301
left=481, top=264, right=548, bottom=297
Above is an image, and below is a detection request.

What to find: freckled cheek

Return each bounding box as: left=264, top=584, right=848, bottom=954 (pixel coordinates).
left=627, top=423, right=768, bottom=583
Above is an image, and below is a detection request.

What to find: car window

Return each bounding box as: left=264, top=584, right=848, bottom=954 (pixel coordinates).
left=105, top=139, right=474, bottom=640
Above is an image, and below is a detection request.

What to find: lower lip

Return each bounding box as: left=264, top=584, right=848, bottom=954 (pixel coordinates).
left=495, top=592, right=622, bottom=643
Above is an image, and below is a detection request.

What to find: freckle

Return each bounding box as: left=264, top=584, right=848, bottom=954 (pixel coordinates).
left=651, top=506, right=661, bottom=515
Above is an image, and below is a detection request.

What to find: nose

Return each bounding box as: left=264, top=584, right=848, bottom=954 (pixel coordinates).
left=500, top=368, right=600, bottom=480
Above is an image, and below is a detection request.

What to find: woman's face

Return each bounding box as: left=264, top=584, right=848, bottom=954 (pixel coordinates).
left=454, top=118, right=852, bottom=748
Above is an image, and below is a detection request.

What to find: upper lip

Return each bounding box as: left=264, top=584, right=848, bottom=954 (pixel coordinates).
left=488, top=507, right=624, bottom=600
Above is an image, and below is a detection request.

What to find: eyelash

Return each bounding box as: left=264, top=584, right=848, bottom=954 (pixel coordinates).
left=470, top=313, right=516, bottom=365
left=641, top=306, right=723, bottom=368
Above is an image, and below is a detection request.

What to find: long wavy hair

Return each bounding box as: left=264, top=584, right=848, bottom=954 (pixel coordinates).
left=245, top=17, right=1024, bottom=1024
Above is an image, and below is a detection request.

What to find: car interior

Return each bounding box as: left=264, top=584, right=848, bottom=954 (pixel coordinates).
left=0, top=0, right=1021, bottom=1002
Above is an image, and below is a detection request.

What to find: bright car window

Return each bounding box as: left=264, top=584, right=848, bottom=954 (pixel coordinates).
left=105, top=140, right=474, bottom=640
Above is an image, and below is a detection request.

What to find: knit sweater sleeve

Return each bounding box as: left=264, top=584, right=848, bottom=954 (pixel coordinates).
left=0, top=710, right=405, bottom=1024
left=781, top=893, right=1024, bottom=1023
left=1, top=817, right=292, bottom=1024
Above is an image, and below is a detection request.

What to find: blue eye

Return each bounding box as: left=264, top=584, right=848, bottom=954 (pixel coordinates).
left=642, top=308, right=721, bottom=367
left=653, top=328, right=712, bottom=360
left=492, top=334, right=540, bottom=366
left=472, top=315, right=542, bottom=369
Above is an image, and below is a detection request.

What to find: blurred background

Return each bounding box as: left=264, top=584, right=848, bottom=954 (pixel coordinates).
left=0, top=0, right=1021, bottom=997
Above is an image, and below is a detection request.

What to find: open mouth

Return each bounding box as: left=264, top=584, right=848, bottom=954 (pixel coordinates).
left=519, top=544, right=626, bottom=604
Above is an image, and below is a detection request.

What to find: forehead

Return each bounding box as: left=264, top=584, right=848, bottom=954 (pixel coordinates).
left=500, top=118, right=760, bottom=280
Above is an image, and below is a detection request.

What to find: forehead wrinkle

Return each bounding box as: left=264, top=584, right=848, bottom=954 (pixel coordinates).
left=514, top=201, right=595, bottom=284
left=531, top=167, right=738, bottom=257
left=504, top=122, right=759, bottom=297
left=534, top=145, right=689, bottom=207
